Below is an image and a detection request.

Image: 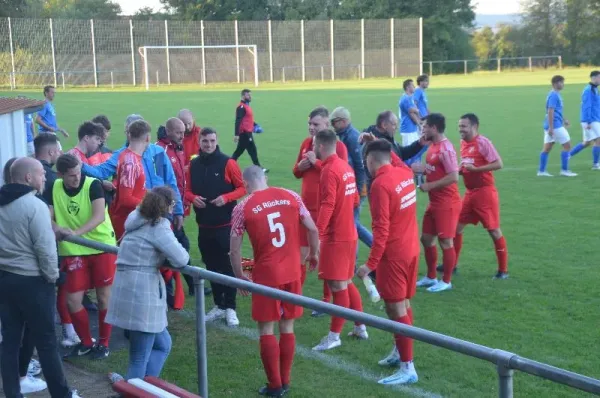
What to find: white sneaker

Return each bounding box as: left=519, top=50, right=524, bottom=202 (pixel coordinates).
left=560, top=170, right=577, bottom=177
left=61, top=329, right=81, bottom=348
left=427, top=280, right=452, bottom=293
left=71, top=389, right=82, bottom=398
left=27, top=359, right=41, bottom=377
left=537, top=171, right=553, bottom=177
left=592, top=164, right=600, bottom=170
left=378, top=362, right=418, bottom=385
left=312, top=333, right=341, bottom=351
left=225, top=309, right=239, bottom=327
left=416, top=277, right=437, bottom=288
left=205, top=306, right=226, bottom=322
left=378, top=346, right=401, bottom=367
left=20, top=375, right=48, bottom=394
left=347, top=324, right=368, bottom=340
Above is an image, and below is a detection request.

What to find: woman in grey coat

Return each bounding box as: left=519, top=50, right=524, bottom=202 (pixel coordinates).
left=106, top=186, right=189, bottom=380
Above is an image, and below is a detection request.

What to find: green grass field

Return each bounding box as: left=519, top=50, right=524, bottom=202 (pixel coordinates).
left=4, top=68, right=600, bottom=398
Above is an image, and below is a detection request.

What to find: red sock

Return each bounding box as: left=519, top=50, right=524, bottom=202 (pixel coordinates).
left=407, top=307, right=413, bottom=324
left=442, top=247, right=456, bottom=283
left=494, top=236, right=508, bottom=273
left=322, top=281, right=331, bottom=303
left=330, top=289, right=349, bottom=333
left=347, top=283, right=364, bottom=326
left=424, top=246, right=438, bottom=279
left=70, top=308, right=93, bottom=347
left=394, top=316, right=414, bottom=362
left=279, top=333, right=295, bottom=386
left=300, top=264, right=307, bottom=286
left=454, top=233, right=463, bottom=267
left=259, top=335, right=281, bottom=389
left=56, top=286, right=71, bottom=324
left=98, top=309, right=112, bottom=347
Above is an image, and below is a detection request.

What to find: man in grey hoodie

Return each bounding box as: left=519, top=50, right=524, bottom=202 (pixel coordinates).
left=0, top=157, right=79, bottom=398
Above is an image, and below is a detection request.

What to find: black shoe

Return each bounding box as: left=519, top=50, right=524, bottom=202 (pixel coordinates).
left=258, top=384, right=287, bottom=397
left=63, top=343, right=93, bottom=359
left=82, top=293, right=98, bottom=312
left=204, top=287, right=212, bottom=296
left=436, top=264, right=458, bottom=274
left=493, top=271, right=509, bottom=280
left=90, top=344, right=110, bottom=360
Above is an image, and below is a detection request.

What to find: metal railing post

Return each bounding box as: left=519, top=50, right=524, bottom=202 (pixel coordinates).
left=195, top=277, right=209, bottom=398
left=495, top=350, right=515, bottom=398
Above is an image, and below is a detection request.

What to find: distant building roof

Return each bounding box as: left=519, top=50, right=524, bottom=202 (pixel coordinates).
left=0, top=97, right=46, bottom=116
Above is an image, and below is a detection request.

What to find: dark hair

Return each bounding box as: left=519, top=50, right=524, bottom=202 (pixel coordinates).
left=309, top=106, right=329, bottom=119
left=551, top=75, right=565, bottom=85
left=78, top=121, right=107, bottom=141
left=314, top=129, right=337, bottom=148
left=139, top=186, right=175, bottom=225
left=403, top=79, right=414, bottom=91
left=43, top=85, right=54, bottom=95
left=3, top=157, right=18, bottom=185
left=591, top=70, right=600, bottom=78
left=364, top=140, right=392, bottom=162
left=56, top=153, right=80, bottom=174
left=200, top=127, right=217, bottom=136
left=241, top=89, right=251, bottom=96
left=417, top=74, right=429, bottom=84
left=92, top=115, right=111, bottom=131
left=460, top=113, right=479, bottom=127
left=34, top=133, right=58, bottom=156
left=376, top=110, right=395, bottom=128
left=128, top=120, right=151, bottom=140
left=424, top=113, right=446, bottom=133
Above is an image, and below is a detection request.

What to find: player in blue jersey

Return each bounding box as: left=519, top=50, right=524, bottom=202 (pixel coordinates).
left=538, top=75, right=577, bottom=177
left=568, top=70, right=600, bottom=170
left=413, top=75, right=430, bottom=119
left=36, top=85, right=69, bottom=151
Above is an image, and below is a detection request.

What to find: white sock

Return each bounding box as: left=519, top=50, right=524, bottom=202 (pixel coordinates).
left=328, top=331, right=340, bottom=340
left=63, top=323, right=76, bottom=337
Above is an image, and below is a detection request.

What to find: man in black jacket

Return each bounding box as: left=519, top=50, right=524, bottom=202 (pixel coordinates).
left=33, top=133, right=61, bottom=202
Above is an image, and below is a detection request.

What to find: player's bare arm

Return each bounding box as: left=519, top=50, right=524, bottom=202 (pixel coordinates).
left=73, top=198, right=106, bottom=236
left=548, top=108, right=555, bottom=135
left=36, top=114, right=54, bottom=132
left=420, top=171, right=459, bottom=192
left=48, top=206, right=71, bottom=240
left=300, top=214, right=320, bottom=270
left=409, top=107, right=421, bottom=126
left=464, top=159, right=503, bottom=173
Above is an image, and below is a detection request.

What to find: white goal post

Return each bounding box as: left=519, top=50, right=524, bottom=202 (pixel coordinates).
left=138, top=45, right=259, bottom=90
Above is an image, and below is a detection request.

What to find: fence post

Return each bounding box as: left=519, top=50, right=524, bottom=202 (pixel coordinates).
left=90, top=19, right=98, bottom=87
left=8, top=18, right=16, bottom=90
left=418, top=17, right=423, bottom=75
left=330, top=19, right=334, bottom=81
left=61, top=72, right=65, bottom=90
left=242, top=68, right=245, bottom=83
left=252, top=45, right=259, bottom=87
left=558, top=55, right=563, bottom=69
left=165, top=20, right=171, bottom=85
left=144, top=47, right=149, bottom=91
left=194, top=278, right=209, bottom=398
left=156, top=70, right=159, bottom=87
left=110, top=71, right=114, bottom=89
left=464, top=60, right=467, bottom=75
left=528, top=56, right=532, bottom=72
left=360, top=18, right=365, bottom=79
left=267, top=20, right=273, bottom=83
left=200, top=20, right=206, bottom=85
left=282, top=67, right=285, bottom=83
left=429, top=61, right=433, bottom=76
left=234, top=20, right=240, bottom=83
left=129, top=20, right=136, bottom=86
left=497, top=58, right=501, bottom=73
left=49, top=19, right=57, bottom=87
left=321, top=65, right=324, bottom=82
left=390, top=18, right=394, bottom=78
left=300, top=20, right=305, bottom=82
left=495, top=350, right=515, bottom=398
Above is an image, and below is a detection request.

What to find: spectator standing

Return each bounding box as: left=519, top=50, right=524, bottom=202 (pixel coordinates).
left=179, top=109, right=201, bottom=167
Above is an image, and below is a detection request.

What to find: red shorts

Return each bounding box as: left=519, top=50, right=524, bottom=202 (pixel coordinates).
left=61, top=253, right=117, bottom=293
left=299, top=210, right=318, bottom=247
left=318, top=240, right=357, bottom=281
left=459, top=187, right=500, bottom=230
left=422, top=203, right=461, bottom=239
left=376, top=254, right=419, bottom=302
left=252, top=280, right=303, bottom=322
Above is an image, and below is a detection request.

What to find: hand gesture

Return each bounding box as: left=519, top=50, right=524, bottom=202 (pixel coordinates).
left=305, top=252, right=319, bottom=271
left=419, top=182, right=433, bottom=192
left=356, top=264, right=371, bottom=279
left=547, top=128, right=554, bottom=137
left=237, top=273, right=252, bottom=296
left=193, top=196, right=207, bottom=208
left=211, top=195, right=226, bottom=207
left=411, top=163, right=425, bottom=174
left=297, top=158, right=311, bottom=171
left=59, top=128, right=69, bottom=138
left=173, top=215, right=183, bottom=231
left=305, top=151, right=317, bottom=164
left=462, top=163, right=476, bottom=172
left=359, top=132, right=375, bottom=144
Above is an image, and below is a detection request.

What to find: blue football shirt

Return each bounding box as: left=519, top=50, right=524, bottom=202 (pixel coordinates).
left=413, top=87, right=429, bottom=118
left=25, top=114, right=34, bottom=142
left=543, top=90, right=564, bottom=130
left=37, top=101, right=57, bottom=132
left=399, top=94, right=418, bottom=133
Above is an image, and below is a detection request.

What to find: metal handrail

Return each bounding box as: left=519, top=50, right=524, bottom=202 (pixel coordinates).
left=64, top=235, right=600, bottom=398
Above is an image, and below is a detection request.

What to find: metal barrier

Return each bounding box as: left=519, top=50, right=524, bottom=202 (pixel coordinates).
left=64, top=235, right=600, bottom=398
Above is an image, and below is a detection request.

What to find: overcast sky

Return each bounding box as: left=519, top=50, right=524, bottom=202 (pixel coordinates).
left=116, top=0, right=521, bottom=16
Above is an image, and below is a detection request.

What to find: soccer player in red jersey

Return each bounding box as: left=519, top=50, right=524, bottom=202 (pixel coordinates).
left=109, top=120, right=149, bottom=241
left=411, top=113, right=461, bottom=293
left=455, top=113, right=508, bottom=279
left=357, top=140, right=419, bottom=385
left=67, top=121, right=107, bottom=165
left=311, top=129, right=367, bottom=351
left=231, top=166, right=319, bottom=397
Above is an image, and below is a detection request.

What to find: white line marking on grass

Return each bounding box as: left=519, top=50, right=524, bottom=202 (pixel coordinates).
left=175, top=309, right=442, bottom=398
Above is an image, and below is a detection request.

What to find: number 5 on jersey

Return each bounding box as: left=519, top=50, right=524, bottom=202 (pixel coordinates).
left=267, top=212, right=286, bottom=248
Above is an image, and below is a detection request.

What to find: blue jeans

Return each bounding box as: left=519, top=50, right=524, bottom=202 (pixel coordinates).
left=126, top=328, right=172, bottom=380
left=354, top=196, right=373, bottom=261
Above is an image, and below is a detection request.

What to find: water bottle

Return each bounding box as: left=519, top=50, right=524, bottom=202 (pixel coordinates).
left=361, top=275, right=381, bottom=303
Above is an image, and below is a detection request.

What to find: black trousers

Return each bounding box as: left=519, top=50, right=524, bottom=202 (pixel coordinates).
left=0, top=271, right=71, bottom=398
left=232, top=133, right=261, bottom=166
left=166, top=227, right=195, bottom=297
left=198, top=226, right=236, bottom=310
left=18, top=325, right=35, bottom=378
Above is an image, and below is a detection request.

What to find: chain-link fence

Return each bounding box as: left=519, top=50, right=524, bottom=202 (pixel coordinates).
left=0, top=17, right=422, bottom=89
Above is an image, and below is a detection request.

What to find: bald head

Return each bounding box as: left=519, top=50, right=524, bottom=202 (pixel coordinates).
left=166, top=117, right=185, bottom=145
left=242, top=165, right=267, bottom=193
left=10, top=157, right=46, bottom=194
left=178, top=109, right=194, bottom=134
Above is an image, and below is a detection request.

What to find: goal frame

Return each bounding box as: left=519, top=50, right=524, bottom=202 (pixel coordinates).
left=139, top=45, right=259, bottom=90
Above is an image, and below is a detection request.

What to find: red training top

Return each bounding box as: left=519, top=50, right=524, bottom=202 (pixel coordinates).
left=460, top=134, right=501, bottom=190
left=156, top=138, right=188, bottom=215
left=424, top=138, right=461, bottom=206
left=183, top=124, right=201, bottom=167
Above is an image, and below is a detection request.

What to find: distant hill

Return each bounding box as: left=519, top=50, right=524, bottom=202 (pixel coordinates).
left=475, top=14, right=522, bottom=28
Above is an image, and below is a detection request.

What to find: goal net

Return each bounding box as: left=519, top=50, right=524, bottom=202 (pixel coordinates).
left=138, top=45, right=259, bottom=90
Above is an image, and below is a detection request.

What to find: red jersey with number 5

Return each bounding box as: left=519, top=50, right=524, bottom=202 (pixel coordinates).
left=424, top=138, right=461, bottom=206
left=231, top=187, right=310, bottom=286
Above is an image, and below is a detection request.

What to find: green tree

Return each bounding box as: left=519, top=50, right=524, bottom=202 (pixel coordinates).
left=520, top=0, right=566, bottom=56
left=0, top=0, right=28, bottom=17
left=40, top=0, right=121, bottom=19
left=472, top=26, right=494, bottom=61
left=494, top=24, right=516, bottom=59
